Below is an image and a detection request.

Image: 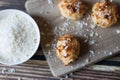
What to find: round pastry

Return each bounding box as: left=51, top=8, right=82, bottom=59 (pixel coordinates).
left=91, top=0, right=119, bottom=28
left=58, top=0, right=87, bottom=20
left=56, top=34, right=80, bottom=65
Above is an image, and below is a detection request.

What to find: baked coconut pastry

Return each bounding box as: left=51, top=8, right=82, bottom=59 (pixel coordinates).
left=56, top=34, right=80, bottom=65
left=58, top=0, right=87, bottom=20
left=91, top=0, right=119, bottom=28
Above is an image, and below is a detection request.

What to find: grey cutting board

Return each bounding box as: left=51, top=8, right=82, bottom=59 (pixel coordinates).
left=25, top=0, right=120, bottom=77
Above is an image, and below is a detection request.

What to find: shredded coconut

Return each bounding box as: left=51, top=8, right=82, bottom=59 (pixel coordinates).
left=0, top=10, right=39, bottom=65
left=48, top=0, right=53, bottom=4
left=90, top=32, right=94, bottom=37
left=65, top=74, right=69, bottom=78
left=90, top=50, right=95, bottom=56
left=95, top=32, right=99, bottom=36
left=116, top=30, right=120, bottom=34
left=8, top=68, right=16, bottom=73
left=45, top=43, right=50, bottom=47
left=89, top=40, right=96, bottom=45
left=109, top=52, right=112, bottom=55
left=110, top=0, right=113, bottom=2
left=17, top=77, right=21, bottom=80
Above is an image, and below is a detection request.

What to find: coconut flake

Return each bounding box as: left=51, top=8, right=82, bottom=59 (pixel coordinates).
left=48, top=0, right=53, bottom=4
left=90, top=23, right=96, bottom=29
left=70, top=73, right=73, bottom=76
left=116, top=46, right=119, bottom=50
left=109, top=52, right=112, bottom=55
left=90, top=50, right=95, bottom=56
left=61, top=16, right=65, bottom=20
left=116, top=30, right=120, bottom=34
left=62, top=50, right=67, bottom=57
left=63, top=23, right=69, bottom=27
left=17, top=77, right=21, bottom=80
left=77, top=21, right=83, bottom=29
left=8, top=68, right=15, bottom=73
left=89, top=40, right=95, bottom=45
left=95, top=32, right=99, bottom=36
left=99, top=35, right=102, bottom=39
left=45, top=43, right=50, bottom=47
left=90, top=32, right=94, bottom=37
left=62, top=40, right=68, bottom=46
left=64, top=46, right=68, bottom=50
left=110, top=0, right=113, bottom=2
left=85, top=58, right=90, bottom=63
left=84, top=39, right=88, bottom=43
left=104, top=51, right=107, bottom=54
left=65, top=74, right=69, bottom=78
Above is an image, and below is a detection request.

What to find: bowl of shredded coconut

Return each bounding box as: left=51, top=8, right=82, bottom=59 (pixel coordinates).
left=0, top=9, right=40, bottom=66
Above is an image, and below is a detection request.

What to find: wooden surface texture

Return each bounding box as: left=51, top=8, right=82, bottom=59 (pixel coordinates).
left=0, top=0, right=119, bottom=80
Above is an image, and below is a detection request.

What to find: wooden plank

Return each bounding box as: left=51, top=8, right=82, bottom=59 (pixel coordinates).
left=0, top=60, right=120, bottom=80
left=107, top=54, right=120, bottom=61
left=35, top=50, right=120, bottom=62
left=0, top=0, right=26, bottom=11
left=25, top=0, right=120, bottom=76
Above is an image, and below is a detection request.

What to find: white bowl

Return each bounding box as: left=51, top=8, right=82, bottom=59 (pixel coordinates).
left=0, top=9, right=40, bottom=66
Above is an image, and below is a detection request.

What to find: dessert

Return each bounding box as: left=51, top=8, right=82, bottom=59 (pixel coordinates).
left=58, top=0, right=87, bottom=20
left=91, top=0, right=119, bottom=28
left=56, top=34, right=80, bottom=65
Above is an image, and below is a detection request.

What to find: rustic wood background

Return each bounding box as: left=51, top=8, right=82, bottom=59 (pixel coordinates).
left=0, top=0, right=119, bottom=80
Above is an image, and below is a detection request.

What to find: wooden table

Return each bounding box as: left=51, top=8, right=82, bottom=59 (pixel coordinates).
left=0, top=0, right=120, bottom=80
